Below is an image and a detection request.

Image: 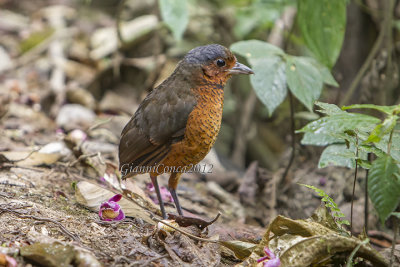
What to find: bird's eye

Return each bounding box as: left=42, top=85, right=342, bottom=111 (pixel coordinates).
left=216, top=59, right=225, bottom=67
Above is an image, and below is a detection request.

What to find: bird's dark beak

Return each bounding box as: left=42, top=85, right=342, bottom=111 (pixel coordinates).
left=228, top=62, right=254, bottom=75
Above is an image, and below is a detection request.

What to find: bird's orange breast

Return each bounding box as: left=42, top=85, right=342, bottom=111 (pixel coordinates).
left=160, top=84, right=224, bottom=169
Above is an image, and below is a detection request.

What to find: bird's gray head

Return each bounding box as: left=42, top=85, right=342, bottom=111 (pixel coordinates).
left=183, top=44, right=233, bottom=65
left=175, top=44, right=253, bottom=86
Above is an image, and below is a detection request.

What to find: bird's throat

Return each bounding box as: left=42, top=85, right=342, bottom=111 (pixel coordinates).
left=191, top=82, right=225, bottom=107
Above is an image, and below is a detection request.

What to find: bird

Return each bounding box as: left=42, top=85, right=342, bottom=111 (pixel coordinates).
left=119, top=44, right=253, bottom=219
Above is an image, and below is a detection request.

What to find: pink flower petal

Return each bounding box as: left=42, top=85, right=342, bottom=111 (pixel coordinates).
left=109, top=194, right=122, bottom=202
left=147, top=183, right=155, bottom=191
left=264, top=258, right=280, bottom=267
left=160, top=187, right=173, bottom=202
left=258, top=247, right=280, bottom=267
left=99, top=194, right=125, bottom=221
left=264, top=247, right=276, bottom=259
left=257, top=255, right=269, bottom=263
left=114, top=210, right=125, bottom=221
left=5, top=255, right=17, bottom=267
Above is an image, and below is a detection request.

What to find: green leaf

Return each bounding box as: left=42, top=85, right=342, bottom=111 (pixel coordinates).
left=297, top=113, right=380, bottom=138
left=365, top=115, right=398, bottom=143
left=230, top=40, right=284, bottom=61
left=298, top=0, right=346, bottom=68
left=375, top=130, right=400, bottom=162
left=315, top=101, right=345, bottom=115
left=357, top=159, right=372, bottom=169
left=300, top=132, right=341, bottom=146
left=249, top=56, right=287, bottom=115
left=158, top=0, right=188, bottom=41
left=342, top=104, right=400, bottom=115
left=368, top=155, right=400, bottom=224
left=286, top=56, right=323, bottom=111
left=358, top=144, right=385, bottom=158
left=294, top=111, right=320, bottom=121
left=20, top=28, right=54, bottom=53
left=318, top=144, right=367, bottom=169
left=391, top=132, right=400, bottom=161
left=230, top=40, right=288, bottom=114
left=340, top=219, right=350, bottom=226
left=233, top=4, right=280, bottom=39
left=309, top=59, right=339, bottom=87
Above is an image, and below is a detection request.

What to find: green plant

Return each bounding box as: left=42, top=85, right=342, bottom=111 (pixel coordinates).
left=158, top=0, right=346, bottom=112
left=158, top=0, right=188, bottom=41
left=299, top=183, right=350, bottom=227
left=298, top=102, right=400, bottom=224
left=230, top=41, right=338, bottom=114
left=229, top=0, right=346, bottom=180
left=229, top=0, right=346, bottom=115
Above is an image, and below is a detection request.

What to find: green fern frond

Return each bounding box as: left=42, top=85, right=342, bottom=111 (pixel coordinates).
left=299, top=183, right=350, bottom=226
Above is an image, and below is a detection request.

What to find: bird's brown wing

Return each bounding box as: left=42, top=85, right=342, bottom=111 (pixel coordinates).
left=119, top=74, right=197, bottom=175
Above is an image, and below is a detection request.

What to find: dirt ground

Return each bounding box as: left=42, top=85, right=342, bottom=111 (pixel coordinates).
left=0, top=112, right=394, bottom=266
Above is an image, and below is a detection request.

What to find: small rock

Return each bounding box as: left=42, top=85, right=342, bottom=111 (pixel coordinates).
left=20, top=243, right=75, bottom=267
left=39, top=141, right=72, bottom=157
left=66, top=86, right=96, bottom=110
left=56, top=104, right=96, bottom=131
left=81, top=140, right=117, bottom=155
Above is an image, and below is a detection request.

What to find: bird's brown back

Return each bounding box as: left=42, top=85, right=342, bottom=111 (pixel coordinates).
left=118, top=65, right=197, bottom=175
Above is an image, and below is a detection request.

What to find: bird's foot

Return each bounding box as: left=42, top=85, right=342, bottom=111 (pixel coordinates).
left=167, top=212, right=221, bottom=230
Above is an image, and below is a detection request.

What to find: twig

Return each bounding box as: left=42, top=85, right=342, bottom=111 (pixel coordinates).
left=364, top=153, right=372, bottom=233
left=281, top=92, right=296, bottom=182
left=88, top=118, right=112, bottom=131
left=1, top=148, right=41, bottom=164
left=0, top=207, right=80, bottom=242
left=388, top=127, right=394, bottom=155
left=351, top=134, right=359, bottom=236
left=94, top=218, right=135, bottom=227
left=0, top=192, right=13, bottom=198
left=280, top=6, right=297, bottom=182
left=151, top=216, right=218, bottom=243
left=68, top=152, right=103, bottom=167
left=389, top=126, right=397, bottom=266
